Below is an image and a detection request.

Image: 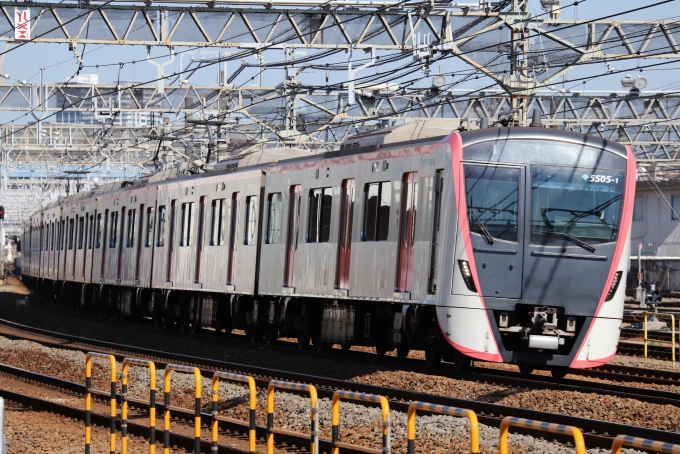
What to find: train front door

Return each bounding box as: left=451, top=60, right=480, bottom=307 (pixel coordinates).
left=336, top=179, right=355, bottom=289
left=284, top=185, right=301, bottom=288
left=462, top=164, right=524, bottom=299
left=397, top=172, right=418, bottom=293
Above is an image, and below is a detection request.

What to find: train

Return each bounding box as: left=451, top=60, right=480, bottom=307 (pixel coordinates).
left=21, top=126, right=636, bottom=377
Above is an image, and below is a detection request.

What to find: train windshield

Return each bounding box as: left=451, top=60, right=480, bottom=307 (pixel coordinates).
left=531, top=166, right=625, bottom=246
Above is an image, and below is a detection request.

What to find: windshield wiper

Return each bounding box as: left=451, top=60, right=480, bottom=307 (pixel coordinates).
left=468, top=209, right=494, bottom=245
left=549, top=231, right=596, bottom=253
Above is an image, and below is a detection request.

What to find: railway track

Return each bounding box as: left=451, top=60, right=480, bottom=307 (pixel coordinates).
left=2, top=317, right=680, bottom=451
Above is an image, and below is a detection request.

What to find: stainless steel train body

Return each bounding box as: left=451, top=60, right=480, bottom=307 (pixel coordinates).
left=21, top=128, right=636, bottom=371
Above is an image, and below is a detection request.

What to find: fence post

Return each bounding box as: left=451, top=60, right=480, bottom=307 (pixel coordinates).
left=211, top=372, right=257, bottom=454
left=85, top=352, right=117, bottom=454
left=163, top=364, right=202, bottom=454
left=407, top=402, right=479, bottom=454
left=499, top=417, right=584, bottom=454
left=0, top=397, right=5, bottom=454
left=266, top=380, right=318, bottom=454
left=332, top=390, right=390, bottom=454
left=121, top=358, right=157, bottom=454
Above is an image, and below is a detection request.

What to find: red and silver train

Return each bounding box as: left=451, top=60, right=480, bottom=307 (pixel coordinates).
left=21, top=127, right=635, bottom=375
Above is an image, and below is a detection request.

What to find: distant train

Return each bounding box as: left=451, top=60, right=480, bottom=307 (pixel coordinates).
left=21, top=127, right=635, bottom=377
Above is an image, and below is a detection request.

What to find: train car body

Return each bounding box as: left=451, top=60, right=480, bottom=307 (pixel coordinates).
left=22, top=127, right=635, bottom=372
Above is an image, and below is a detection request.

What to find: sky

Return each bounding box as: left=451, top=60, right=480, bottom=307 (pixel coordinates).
left=0, top=0, right=678, bottom=126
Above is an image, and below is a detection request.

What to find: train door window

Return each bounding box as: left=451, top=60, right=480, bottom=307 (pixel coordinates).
left=633, top=196, right=644, bottom=221
left=266, top=193, right=282, bottom=244
left=95, top=214, right=103, bottom=248
left=180, top=202, right=194, bottom=247
left=307, top=188, right=332, bottom=243
left=210, top=199, right=226, bottom=246
left=244, top=196, right=257, bottom=245
left=60, top=220, right=66, bottom=250
left=157, top=206, right=167, bottom=247
left=109, top=211, right=119, bottom=248
left=126, top=209, right=136, bottom=248
left=428, top=171, right=443, bottom=294
left=362, top=182, right=391, bottom=241
left=145, top=207, right=155, bottom=247
left=78, top=216, right=84, bottom=250
left=167, top=201, right=177, bottom=282
left=68, top=218, right=75, bottom=250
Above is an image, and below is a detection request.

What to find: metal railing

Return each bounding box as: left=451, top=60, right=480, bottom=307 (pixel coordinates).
left=85, top=352, right=117, bottom=454
left=407, top=402, right=479, bottom=454
left=332, top=390, right=390, bottom=454
left=644, top=312, right=677, bottom=367
left=121, top=358, right=157, bottom=454
left=1, top=397, right=6, bottom=454
left=163, top=364, right=202, bottom=454
left=499, top=417, right=585, bottom=454
left=267, top=380, right=319, bottom=454
left=212, top=372, right=257, bottom=454
left=612, top=435, right=680, bottom=453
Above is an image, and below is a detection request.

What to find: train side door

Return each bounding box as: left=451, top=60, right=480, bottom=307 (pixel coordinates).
left=397, top=172, right=418, bottom=292
left=284, top=185, right=301, bottom=288
left=463, top=164, right=524, bottom=299
left=195, top=197, right=206, bottom=283
left=336, top=179, right=355, bottom=289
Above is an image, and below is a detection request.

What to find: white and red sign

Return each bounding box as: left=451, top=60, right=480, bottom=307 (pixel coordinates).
left=15, top=9, right=30, bottom=40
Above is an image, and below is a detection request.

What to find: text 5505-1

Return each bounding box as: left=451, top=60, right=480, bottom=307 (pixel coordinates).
left=590, top=175, right=619, bottom=184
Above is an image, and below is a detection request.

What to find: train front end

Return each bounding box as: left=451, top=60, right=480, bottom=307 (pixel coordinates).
left=441, top=128, right=635, bottom=370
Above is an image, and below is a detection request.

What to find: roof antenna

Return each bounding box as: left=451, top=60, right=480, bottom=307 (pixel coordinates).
left=530, top=109, right=542, bottom=127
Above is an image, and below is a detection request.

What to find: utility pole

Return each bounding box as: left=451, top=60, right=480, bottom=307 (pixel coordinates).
left=509, top=0, right=531, bottom=126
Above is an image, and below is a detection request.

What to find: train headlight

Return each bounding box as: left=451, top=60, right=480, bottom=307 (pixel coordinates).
left=605, top=271, right=623, bottom=302
left=458, top=260, right=477, bottom=293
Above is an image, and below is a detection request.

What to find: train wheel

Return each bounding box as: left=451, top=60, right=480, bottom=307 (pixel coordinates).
left=313, top=332, right=330, bottom=353
left=550, top=367, right=569, bottom=379
left=375, top=345, right=389, bottom=356
left=453, top=350, right=471, bottom=372
left=264, top=325, right=278, bottom=345
left=162, top=313, right=172, bottom=329
left=425, top=345, right=441, bottom=367
left=341, top=343, right=352, bottom=351
left=190, top=321, right=201, bottom=334
left=396, top=346, right=410, bottom=359
left=518, top=363, right=534, bottom=375
left=153, top=312, right=163, bottom=328
left=247, top=325, right=260, bottom=343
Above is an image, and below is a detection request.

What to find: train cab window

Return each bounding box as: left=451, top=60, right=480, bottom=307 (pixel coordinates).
left=145, top=207, right=155, bottom=247
left=109, top=211, right=119, bottom=248
left=465, top=165, right=519, bottom=243
left=180, top=202, right=194, bottom=247
left=307, top=188, right=332, bottom=243
left=633, top=196, right=644, bottom=221
left=244, top=196, right=258, bottom=245
left=266, top=193, right=282, bottom=244
left=157, top=206, right=167, bottom=247
left=68, top=218, right=75, bottom=250
left=95, top=214, right=102, bottom=249
left=210, top=199, right=226, bottom=246
left=126, top=209, right=136, bottom=248
left=78, top=217, right=84, bottom=249
left=362, top=182, right=391, bottom=241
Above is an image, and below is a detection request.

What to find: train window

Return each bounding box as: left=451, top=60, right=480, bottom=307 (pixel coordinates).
left=633, top=196, right=644, bottom=221
left=307, top=188, right=332, bottom=243
left=180, top=202, right=194, bottom=247
left=465, top=165, right=519, bottom=243
left=210, top=199, right=226, bottom=246
left=157, top=206, right=166, bottom=247
left=673, top=197, right=680, bottom=221
left=95, top=214, right=102, bottom=249
left=51, top=222, right=55, bottom=251
left=60, top=220, right=65, bottom=250
left=126, top=209, right=136, bottom=248
left=362, top=182, right=391, bottom=242
left=68, top=218, right=75, bottom=250
left=78, top=217, right=84, bottom=250
left=266, top=193, right=282, bottom=244
left=244, top=196, right=258, bottom=245
left=145, top=207, right=154, bottom=247
left=531, top=165, right=624, bottom=245
left=109, top=211, right=119, bottom=248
